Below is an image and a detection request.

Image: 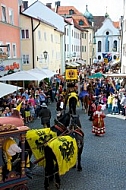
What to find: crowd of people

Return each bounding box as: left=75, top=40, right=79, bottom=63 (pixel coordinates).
left=0, top=63, right=126, bottom=132
left=0, top=76, right=65, bottom=127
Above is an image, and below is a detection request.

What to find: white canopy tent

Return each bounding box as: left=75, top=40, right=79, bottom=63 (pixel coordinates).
left=66, top=62, right=80, bottom=67
left=0, top=70, right=47, bottom=81
left=76, top=60, right=86, bottom=65
left=0, top=82, right=22, bottom=98
left=28, top=68, right=56, bottom=78
left=105, top=73, right=126, bottom=78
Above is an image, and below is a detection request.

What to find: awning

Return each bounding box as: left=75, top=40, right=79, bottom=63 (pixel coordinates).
left=104, top=73, right=126, bottom=78
left=66, top=62, right=80, bottom=67
left=76, top=60, right=86, bottom=65
left=111, top=59, right=120, bottom=67
left=0, top=82, right=22, bottom=98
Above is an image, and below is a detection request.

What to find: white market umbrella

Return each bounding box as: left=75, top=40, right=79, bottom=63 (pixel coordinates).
left=29, top=68, right=56, bottom=78
left=0, top=82, right=22, bottom=98
left=0, top=70, right=47, bottom=81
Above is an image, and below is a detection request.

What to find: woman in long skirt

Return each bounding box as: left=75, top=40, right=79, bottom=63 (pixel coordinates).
left=92, top=105, right=106, bottom=136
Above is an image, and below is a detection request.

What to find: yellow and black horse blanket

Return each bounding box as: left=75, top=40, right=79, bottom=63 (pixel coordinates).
left=26, top=128, right=57, bottom=166
left=26, top=129, right=77, bottom=175
left=67, top=92, right=80, bottom=107
left=47, top=135, right=78, bottom=175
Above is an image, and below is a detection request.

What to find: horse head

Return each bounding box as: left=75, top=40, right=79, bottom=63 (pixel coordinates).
left=51, top=112, right=71, bottom=136
left=70, top=114, right=82, bottom=128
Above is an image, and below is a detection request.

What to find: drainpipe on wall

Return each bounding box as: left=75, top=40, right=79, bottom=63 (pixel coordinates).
left=31, top=18, right=40, bottom=68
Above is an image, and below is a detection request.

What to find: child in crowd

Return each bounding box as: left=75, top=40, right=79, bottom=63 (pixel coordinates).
left=29, top=102, right=35, bottom=122
left=25, top=101, right=30, bottom=124
left=112, top=95, right=119, bottom=114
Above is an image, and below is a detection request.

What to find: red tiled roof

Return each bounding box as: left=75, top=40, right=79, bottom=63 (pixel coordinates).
left=56, top=6, right=81, bottom=15
left=93, top=16, right=105, bottom=32
left=57, top=6, right=90, bottom=28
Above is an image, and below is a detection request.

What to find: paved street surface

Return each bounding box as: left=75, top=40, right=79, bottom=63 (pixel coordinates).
left=27, top=102, right=126, bottom=190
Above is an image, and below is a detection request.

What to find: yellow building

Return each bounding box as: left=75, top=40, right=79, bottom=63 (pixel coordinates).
left=20, top=1, right=64, bottom=74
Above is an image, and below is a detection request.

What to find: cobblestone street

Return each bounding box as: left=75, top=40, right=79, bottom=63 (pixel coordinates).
left=27, top=102, right=126, bottom=190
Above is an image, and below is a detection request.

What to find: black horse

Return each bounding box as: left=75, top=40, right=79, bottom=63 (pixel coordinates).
left=51, top=112, right=71, bottom=136
left=64, top=92, right=79, bottom=115
left=44, top=114, right=84, bottom=190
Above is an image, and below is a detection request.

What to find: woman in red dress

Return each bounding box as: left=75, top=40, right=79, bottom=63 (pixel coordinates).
left=92, top=105, right=106, bottom=136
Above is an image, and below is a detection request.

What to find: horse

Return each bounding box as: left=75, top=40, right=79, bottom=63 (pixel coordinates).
left=65, top=91, right=79, bottom=115
left=79, top=90, right=89, bottom=113
left=26, top=112, right=84, bottom=190
left=44, top=117, right=84, bottom=190
left=81, top=95, right=89, bottom=113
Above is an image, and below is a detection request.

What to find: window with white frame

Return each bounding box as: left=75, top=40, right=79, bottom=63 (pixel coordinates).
left=9, top=8, right=14, bottom=25
left=44, top=32, right=46, bottom=41
left=22, top=55, right=29, bottom=64
left=7, top=43, right=11, bottom=58
left=51, top=34, right=53, bottom=42
left=21, top=29, right=29, bottom=39
left=1, top=5, right=7, bottom=22
left=12, top=44, right=16, bottom=57
left=38, top=30, right=41, bottom=40
left=0, top=41, right=3, bottom=53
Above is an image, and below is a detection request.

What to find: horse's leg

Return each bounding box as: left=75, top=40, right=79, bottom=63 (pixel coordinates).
left=54, top=165, right=60, bottom=189
left=44, top=147, right=54, bottom=189
left=44, top=146, right=60, bottom=190
left=81, top=98, right=84, bottom=110
left=77, top=146, right=83, bottom=171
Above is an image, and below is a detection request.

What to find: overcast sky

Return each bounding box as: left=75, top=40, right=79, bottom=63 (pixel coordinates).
left=28, top=0, right=123, bottom=21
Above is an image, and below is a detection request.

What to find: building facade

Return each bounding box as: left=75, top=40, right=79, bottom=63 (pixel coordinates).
left=95, top=17, right=120, bottom=64
left=0, top=0, right=21, bottom=77
left=121, top=0, right=126, bottom=73
left=20, top=1, right=64, bottom=74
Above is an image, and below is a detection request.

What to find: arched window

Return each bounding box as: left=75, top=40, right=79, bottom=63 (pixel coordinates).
left=105, top=31, right=109, bottom=52
left=113, top=55, right=117, bottom=60
left=79, top=20, right=84, bottom=26
left=98, top=55, right=101, bottom=60
left=98, top=41, right=101, bottom=52
left=113, top=40, right=117, bottom=52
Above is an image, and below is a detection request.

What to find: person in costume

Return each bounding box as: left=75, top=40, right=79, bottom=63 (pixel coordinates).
left=79, top=80, right=89, bottom=100
left=2, top=137, right=30, bottom=176
left=92, top=105, right=106, bottom=136
left=88, top=100, right=96, bottom=121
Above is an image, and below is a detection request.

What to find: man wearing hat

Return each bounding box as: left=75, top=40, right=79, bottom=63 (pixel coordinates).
left=38, top=103, right=51, bottom=128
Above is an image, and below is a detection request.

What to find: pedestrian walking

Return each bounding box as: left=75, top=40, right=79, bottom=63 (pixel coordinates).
left=120, top=93, right=126, bottom=119
left=38, top=102, right=51, bottom=128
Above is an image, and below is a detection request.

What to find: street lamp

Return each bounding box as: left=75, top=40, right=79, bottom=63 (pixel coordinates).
left=37, top=50, right=48, bottom=61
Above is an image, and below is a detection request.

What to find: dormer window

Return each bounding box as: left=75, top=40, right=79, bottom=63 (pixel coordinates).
left=69, top=9, right=74, bottom=15
left=79, top=20, right=84, bottom=26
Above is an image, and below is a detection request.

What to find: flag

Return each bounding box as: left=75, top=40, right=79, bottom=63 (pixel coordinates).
left=107, top=53, right=112, bottom=62
left=16, top=102, right=22, bottom=112
left=102, top=53, right=112, bottom=63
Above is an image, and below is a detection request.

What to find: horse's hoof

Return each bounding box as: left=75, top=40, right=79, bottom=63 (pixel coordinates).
left=77, top=167, right=82, bottom=171
left=55, top=183, right=60, bottom=189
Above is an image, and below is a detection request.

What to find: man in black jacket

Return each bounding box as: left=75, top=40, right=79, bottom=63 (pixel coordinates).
left=39, top=102, right=51, bottom=128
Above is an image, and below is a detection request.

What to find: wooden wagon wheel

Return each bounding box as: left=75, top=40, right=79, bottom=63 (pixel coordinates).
left=12, top=184, right=29, bottom=190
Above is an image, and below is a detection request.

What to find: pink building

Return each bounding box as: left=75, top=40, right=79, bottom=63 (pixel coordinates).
left=0, top=0, right=21, bottom=77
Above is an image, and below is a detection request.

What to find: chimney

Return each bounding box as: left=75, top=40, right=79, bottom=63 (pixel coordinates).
left=55, top=1, right=61, bottom=7
left=55, top=1, right=60, bottom=12
left=23, top=1, right=28, bottom=10
left=46, top=3, right=52, bottom=9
